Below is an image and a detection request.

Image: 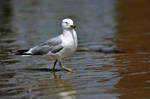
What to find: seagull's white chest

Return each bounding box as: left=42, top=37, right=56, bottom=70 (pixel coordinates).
left=60, top=30, right=77, bottom=58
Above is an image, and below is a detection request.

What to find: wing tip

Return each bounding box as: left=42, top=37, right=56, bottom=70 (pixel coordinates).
left=15, top=49, right=30, bottom=55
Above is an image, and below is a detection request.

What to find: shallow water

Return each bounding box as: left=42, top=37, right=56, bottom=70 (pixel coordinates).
left=0, top=0, right=150, bottom=99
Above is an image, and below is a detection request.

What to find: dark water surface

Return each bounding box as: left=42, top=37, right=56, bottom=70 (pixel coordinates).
left=0, top=0, right=150, bottom=99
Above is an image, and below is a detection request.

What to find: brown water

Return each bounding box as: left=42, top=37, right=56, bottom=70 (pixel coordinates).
left=0, top=0, right=150, bottom=99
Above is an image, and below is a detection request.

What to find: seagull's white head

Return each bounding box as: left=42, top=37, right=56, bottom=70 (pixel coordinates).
left=62, top=18, right=76, bottom=30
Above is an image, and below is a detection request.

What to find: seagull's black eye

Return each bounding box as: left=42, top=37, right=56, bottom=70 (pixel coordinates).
left=65, top=22, right=68, bottom=24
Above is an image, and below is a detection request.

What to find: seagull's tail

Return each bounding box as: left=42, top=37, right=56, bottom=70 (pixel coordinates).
left=15, top=49, right=31, bottom=55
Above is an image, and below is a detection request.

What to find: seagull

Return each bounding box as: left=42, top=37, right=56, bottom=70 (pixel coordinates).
left=16, top=18, right=77, bottom=72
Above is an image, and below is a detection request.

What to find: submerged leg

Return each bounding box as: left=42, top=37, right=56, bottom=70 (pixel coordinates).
left=59, top=61, right=73, bottom=72
left=52, top=60, right=57, bottom=71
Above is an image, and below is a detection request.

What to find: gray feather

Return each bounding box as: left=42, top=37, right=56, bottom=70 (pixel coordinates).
left=51, top=46, right=63, bottom=53
left=29, top=36, right=63, bottom=55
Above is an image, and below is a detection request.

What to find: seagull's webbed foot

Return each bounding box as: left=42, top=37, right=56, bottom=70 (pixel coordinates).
left=60, top=65, right=73, bottom=72
left=59, top=62, right=73, bottom=72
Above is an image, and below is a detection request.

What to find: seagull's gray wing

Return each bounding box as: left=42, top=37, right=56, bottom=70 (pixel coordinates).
left=27, top=36, right=63, bottom=55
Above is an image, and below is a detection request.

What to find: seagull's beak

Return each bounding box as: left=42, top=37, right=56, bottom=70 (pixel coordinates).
left=70, top=24, right=76, bottom=29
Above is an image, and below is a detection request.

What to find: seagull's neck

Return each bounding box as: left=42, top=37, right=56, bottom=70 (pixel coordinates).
left=63, top=29, right=74, bottom=34
left=62, top=28, right=77, bottom=47
left=62, top=29, right=76, bottom=38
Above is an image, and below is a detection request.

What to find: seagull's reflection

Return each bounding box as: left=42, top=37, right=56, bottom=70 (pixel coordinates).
left=25, top=70, right=76, bottom=99
left=50, top=71, right=72, bottom=79
left=49, top=72, right=76, bottom=99
left=58, top=90, right=76, bottom=99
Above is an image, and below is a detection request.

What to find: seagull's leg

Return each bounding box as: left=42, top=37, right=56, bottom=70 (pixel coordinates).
left=59, top=61, right=73, bottom=72
left=52, top=60, right=57, bottom=71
